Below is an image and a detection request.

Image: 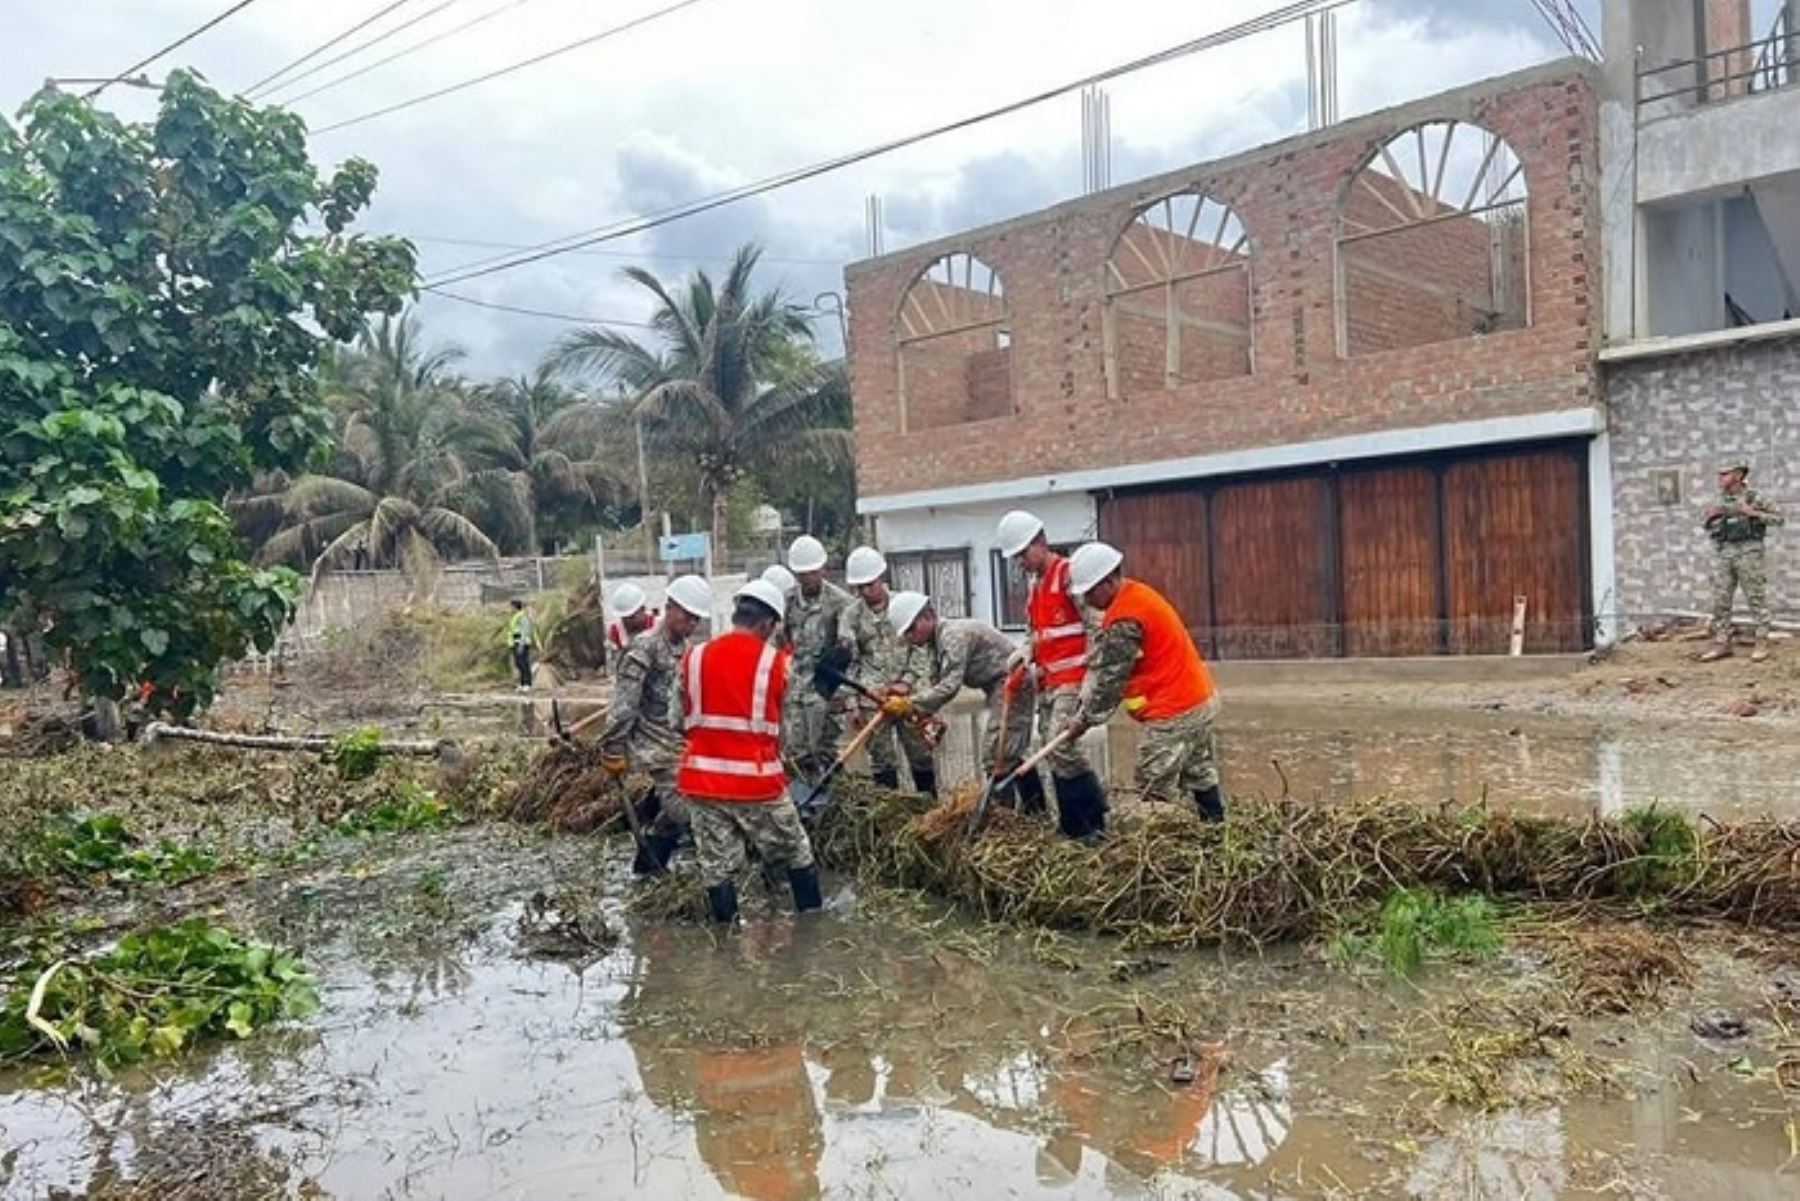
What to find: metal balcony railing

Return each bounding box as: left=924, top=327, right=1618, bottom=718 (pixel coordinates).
left=1636, top=11, right=1798, bottom=110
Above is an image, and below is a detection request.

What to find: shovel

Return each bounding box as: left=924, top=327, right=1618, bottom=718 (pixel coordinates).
left=966, top=668, right=1025, bottom=837
left=610, top=769, right=662, bottom=874
left=795, top=709, right=889, bottom=818
left=814, top=658, right=946, bottom=748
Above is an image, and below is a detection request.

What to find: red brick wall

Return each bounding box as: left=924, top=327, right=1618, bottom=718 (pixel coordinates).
left=1705, top=0, right=1752, bottom=100
left=846, top=64, right=1600, bottom=501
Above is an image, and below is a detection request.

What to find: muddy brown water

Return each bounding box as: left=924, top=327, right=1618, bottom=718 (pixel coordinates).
left=3, top=825, right=1796, bottom=1200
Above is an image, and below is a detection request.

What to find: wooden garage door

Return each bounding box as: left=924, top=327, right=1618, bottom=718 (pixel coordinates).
left=1442, top=449, right=1587, bottom=653
left=1339, top=464, right=1442, bottom=656
left=1209, top=476, right=1334, bottom=659
left=1097, top=490, right=1210, bottom=648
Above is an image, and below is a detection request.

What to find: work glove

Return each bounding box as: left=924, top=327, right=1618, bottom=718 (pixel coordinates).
left=601, top=754, right=629, bottom=776
left=1061, top=717, right=1090, bottom=743
left=881, top=695, right=915, bottom=719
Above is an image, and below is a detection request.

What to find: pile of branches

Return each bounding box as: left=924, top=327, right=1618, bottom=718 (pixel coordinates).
left=811, top=782, right=1800, bottom=947
left=502, top=741, right=636, bottom=834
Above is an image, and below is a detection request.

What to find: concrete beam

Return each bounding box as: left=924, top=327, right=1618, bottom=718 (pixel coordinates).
left=1636, top=87, right=1800, bottom=203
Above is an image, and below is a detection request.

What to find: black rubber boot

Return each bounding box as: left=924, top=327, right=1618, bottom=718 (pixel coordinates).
left=1014, top=770, right=1048, bottom=816
left=910, top=768, right=937, bottom=799
left=872, top=768, right=901, bottom=791
left=706, top=881, right=739, bottom=924
left=1195, top=786, right=1226, bottom=823
left=1084, top=771, right=1110, bottom=837
left=1054, top=774, right=1089, bottom=839
left=788, top=864, right=823, bottom=913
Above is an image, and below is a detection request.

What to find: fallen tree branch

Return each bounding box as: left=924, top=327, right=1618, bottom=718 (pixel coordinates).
left=142, top=723, right=450, bottom=759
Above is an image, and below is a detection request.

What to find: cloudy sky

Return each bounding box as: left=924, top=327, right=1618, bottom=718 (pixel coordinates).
left=5, top=0, right=1627, bottom=376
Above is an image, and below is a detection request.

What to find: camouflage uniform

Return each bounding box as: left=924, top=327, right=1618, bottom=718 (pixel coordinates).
left=837, top=594, right=933, bottom=784
left=1706, top=486, right=1784, bottom=646
left=913, top=618, right=1035, bottom=775
left=783, top=581, right=852, bottom=776
left=686, top=797, right=815, bottom=887
left=1078, top=620, right=1221, bottom=801
left=1030, top=599, right=1103, bottom=781
left=597, top=625, right=689, bottom=832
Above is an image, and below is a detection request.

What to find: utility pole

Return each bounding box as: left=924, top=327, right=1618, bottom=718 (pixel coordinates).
left=635, top=414, right=656, bottom=569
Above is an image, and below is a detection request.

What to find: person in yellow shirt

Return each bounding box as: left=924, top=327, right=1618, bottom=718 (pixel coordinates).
left=505, top=598, right=539, bottom=692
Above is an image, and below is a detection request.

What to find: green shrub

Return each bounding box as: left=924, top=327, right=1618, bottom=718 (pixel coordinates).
left=322, top=726, right=384, bottom=781
left=1330, top=888, right=1502, bottom=977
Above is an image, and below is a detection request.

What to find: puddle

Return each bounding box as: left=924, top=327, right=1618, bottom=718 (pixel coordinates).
left=920, top=701, right=1800, bottom=821
left=3, top=827, right=1795, bottom=1200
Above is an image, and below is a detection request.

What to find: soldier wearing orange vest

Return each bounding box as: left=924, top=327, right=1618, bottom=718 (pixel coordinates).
left=997, top=510, right=1108, bottom=839
left=678, top=579, right=822, bottom=923
left=1063, top=542, right=1225, bottom=822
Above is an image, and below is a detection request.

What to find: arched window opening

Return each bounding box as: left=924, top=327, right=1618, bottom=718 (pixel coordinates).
left=896, top=252, right=1011, bottom=432
left=1104, top=191, right=1252, bottom=398
left=1337, top=120, right=1530, bottom=357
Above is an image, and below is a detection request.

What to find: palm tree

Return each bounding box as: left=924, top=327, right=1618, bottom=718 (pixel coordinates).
left=234, top=313, right=499, bottom=586
left=547, top=244, right=852, bottom=559
left=457, top=369, right=631, bottom=555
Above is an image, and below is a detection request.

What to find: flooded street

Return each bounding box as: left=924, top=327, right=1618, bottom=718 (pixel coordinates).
left=913, top=700, right=1800, bottom=821
left=3, top=825, right=1795, bottom=1200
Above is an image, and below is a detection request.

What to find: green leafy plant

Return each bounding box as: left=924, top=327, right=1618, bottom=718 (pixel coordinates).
left=6, top=812, right=218, bottom=887
left=1330, top=888, right=1502, bottom=977
left=1615, top=804, right=1701, bottom=898
left=0, top=919, right=319, bottom=1067
left=334, top=779, right=453, bottom=834
left=322, top=726, right=384, bottom=781
left=0, top=72, right=416, bottom=719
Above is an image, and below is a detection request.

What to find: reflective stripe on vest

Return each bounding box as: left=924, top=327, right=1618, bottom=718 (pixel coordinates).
left=1028, top=555, right=1088, bottom=689
left=1102, top=578, right=1214, bottom=722
left=678, top=631, right=789, bottom=801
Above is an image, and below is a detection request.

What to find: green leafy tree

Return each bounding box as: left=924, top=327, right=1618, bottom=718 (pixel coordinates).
left=0, top=72, right=415, bottom=718
left=548, top=244, right=851, bottom=559
left=234, top=312, right=498, bottom=584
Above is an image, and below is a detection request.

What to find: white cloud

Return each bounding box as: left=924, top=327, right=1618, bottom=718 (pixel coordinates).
left=3, top=0, right=1572, bottom=375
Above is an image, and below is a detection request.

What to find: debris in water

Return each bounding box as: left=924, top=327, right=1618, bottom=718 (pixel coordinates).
left=515, top=889, right=618, bottom=961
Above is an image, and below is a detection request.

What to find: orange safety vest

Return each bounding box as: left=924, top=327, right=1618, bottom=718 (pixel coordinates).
left=677, top=629, right=790, bottom=802
left=1102, top=578, right=1214, bottom=722
left=1028, top=553, right=1088, bottom=689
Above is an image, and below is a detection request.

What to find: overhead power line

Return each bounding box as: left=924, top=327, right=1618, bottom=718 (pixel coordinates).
left=312, top=0, right=718, bottom=133
left=279, top=0, right=543, bottom=107
left=85, top=0, right=268, bottom=98
left=424, top=0, right=1356, bottom=288
left=408, top=233, right=841, bottom=267
left=421, top=285, right=657, bottom=327
left=243, top=0, right=420, bottom=97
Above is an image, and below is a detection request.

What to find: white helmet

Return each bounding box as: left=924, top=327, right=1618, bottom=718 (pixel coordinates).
left=886, top=590, right=932, bottom=637
left=761, top=564, right=797, bottom=596
left=787, top=534, right=828, bottom=573
left=665, top=574, right=714, bottom=619
left=1067, top=542, right=1125, bottom=596
left=733, top=579, right=787, bottom=620
left=844, top=545, right=887, bottom=587
left=997, top=510, right=1045, bottom=558
left=609, top=582, right=647, bottom=618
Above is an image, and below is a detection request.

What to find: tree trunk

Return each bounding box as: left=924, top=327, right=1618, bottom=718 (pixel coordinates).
left=710, top=484, right=729, bottom=571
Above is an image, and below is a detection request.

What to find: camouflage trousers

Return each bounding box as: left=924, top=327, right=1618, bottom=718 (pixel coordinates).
left=1034, top=685, right=1094, bottom=780
left=685, top=795, right=815, bottom=887
left=1134, top=698, right=1222, bottom=802
left=851, top=701, right=935, bottom=783
left=1710, top=543, right=1774, bottom=644
left=782, top=688, right=841, bottom=777
left=980, top=678, right=1038, bottom=777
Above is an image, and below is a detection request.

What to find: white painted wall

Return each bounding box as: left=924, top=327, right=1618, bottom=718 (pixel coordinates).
left=874, top=493, right=1098, bottom=626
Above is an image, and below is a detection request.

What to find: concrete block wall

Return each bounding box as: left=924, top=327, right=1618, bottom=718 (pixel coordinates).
left=1606, top=334, right=1800, bottom=622
left=846, top=61, right=1602, bottom=502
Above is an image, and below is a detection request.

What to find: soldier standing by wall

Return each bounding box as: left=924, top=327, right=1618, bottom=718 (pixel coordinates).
left=1700, top=461, right=1784, bottom=663
left=838, top=546, right=936, bottom=796
left=599, top=574, right=712, bottom=874
left=996, top=511, right=1109, bottom=839
left=781, top=535, right=851, bottom=781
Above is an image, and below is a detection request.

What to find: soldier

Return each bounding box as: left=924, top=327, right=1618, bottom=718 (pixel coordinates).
left=997, top=510, right=1109, bottom=839
left=678, top=579, right=822, bottom=924
left=885, top=592, right=1039, bottom=806
left=1062, top=542, right=1225, bottom=824
left=599, top=574, right=712, bottom=874
left=782, top=535, right=851, bottom=781
left=1701, top=461, right=1784, bottom=663
left=837, top=546, right=936, bottom=796
left=606, top=582, right=655, bottom=676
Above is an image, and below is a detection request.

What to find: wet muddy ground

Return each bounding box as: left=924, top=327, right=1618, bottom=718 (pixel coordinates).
left=4, top=818, right=1797, bottom=1201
